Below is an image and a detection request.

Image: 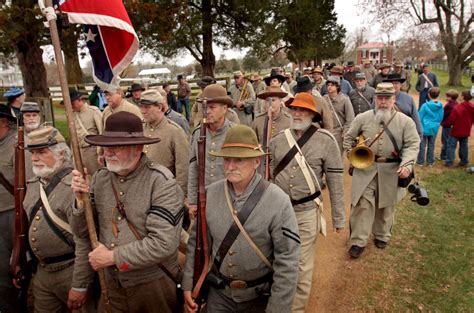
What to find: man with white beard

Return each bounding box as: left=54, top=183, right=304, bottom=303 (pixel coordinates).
left=70, top=111, right=184, bottom=312
left=21, top=102, right=42, bottom=179
left=343, top=83, right=420, bottom=259
left=22, top=126, right=94, bottom=312
left=269, top=92, right=345, bottom=313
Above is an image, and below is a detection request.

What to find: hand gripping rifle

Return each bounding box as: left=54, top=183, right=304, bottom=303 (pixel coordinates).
left=263, top=98, right=273, bottom=180
left=192, top=97, right=210, bottom=306
left=39, top=1, right=111, bottom=311
left=10, top=114, right=30, bottom=312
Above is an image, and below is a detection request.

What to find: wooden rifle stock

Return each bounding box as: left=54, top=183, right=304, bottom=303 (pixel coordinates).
left=264, top=98, right=273, bottom=180
left=10, top=115, right=30, bottom=312
left=192, top=97, right=210, bottom=303
left=40, top=1, right=111, bottom=311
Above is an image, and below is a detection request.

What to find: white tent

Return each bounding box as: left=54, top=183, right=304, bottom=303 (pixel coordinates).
left=138, top=68, right=171, bottom=76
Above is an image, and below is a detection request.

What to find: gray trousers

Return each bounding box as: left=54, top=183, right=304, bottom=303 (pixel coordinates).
left=349, top=178, right=395, bottom=246
left=0, top=210, right=16, bottom=313
left=205, top=287, right=268, bottom=313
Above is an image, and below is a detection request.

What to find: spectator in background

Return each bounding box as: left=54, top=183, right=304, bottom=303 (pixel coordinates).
left=416, top=87, right=444, bottom=167
left=391, top=61, right=412, bottom=93
left=444, top=90, right=474, bottom=167
left=163, top=83, right=178, bottom=112
left=88, top=85, right=108, bottom=111
left=438, top=89, right=459, bottom=161
left=177, top=74, right=192, bottom=121
left=415, top=64, right=439, bottom=109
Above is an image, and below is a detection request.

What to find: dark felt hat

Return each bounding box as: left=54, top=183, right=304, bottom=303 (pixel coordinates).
left=329, top=66, right=344, bottom=75
left=85, top=111, right=160, bottom=146
left=293, top=76, right=314, bottom=94
left=197, top=76, right=217, bottom=88
left=129, top=83, right=145, bottom=92
left=264, top=68, right=286, bottom=86
left=382, top=73, right=406, bottom=84
left=0, top=104, right=17, bottom=121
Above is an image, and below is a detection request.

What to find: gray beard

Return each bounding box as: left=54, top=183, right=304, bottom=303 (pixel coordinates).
left=291, top=119, right=312, bottom=131
left=375, top=108, right=392, bottom=125
left=25, top=122, right=40, bottom=133
left=32, top=161, right=62, bottom=178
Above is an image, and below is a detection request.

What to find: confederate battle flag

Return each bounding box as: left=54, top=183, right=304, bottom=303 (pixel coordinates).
left=58, top=0, right=139, bottom=91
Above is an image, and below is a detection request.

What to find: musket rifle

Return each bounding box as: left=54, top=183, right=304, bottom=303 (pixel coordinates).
left=192, top=97, right=210, bottom=306
left=39, top=1, right=111, bottom=311
left=10, top=114, right=30, bottom=312
left=264, top=97, right=273, bottom=180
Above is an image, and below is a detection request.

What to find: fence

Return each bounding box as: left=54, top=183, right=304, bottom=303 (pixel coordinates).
left=429, top=61, right=472, bottom=76
left=0, top=76, right=232, bottom=125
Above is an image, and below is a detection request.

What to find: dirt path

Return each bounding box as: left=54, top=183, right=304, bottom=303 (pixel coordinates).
left=305, top=160, right=363, bottom=313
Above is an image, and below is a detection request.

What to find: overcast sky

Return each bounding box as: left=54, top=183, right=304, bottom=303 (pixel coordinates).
left=70, top=1, right=373, bottom=68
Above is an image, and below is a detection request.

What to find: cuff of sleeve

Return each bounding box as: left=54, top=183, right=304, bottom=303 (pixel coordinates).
left=113, top=248, right=132, bottom=272
left=71, top=286, right=88, bottom=292
left=181, top=277, right=193, bottom=291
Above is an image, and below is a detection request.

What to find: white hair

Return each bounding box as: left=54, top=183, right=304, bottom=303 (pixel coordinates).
left=49, top=142, right=72, bottom=163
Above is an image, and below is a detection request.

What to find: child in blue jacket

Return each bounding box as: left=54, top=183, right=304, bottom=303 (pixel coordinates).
left=417, top=87, right=444, bottom=166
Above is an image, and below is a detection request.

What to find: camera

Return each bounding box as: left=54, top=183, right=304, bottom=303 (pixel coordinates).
left=408, top=182, right=429, bottom=206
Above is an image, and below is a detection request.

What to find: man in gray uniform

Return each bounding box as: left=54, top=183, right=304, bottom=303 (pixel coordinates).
left=187, top=84, right=236, bottom=218
left=349, top=72, right=375, bottom=116
left=23, top=126, right=94, bottom=312
left=0, top=105, right=18, bottom=312
left=344, top=83, right=420, bottom=258
left=183, top=125, right=300, bottom=313
left=71, top=112, right=184, bottom=312
left=270, top=92, right=345, bottom=313
left=228, top=71, right=256, bottom=126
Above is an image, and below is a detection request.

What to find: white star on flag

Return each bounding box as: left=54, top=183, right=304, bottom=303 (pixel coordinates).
left=86, top=28, right=97, bottom=42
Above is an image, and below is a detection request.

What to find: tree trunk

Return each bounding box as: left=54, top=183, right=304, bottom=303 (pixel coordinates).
left=445, top=49, right=463, bottom=86
left=16, top=39, right=49, bottom=97
left=61, top=27, right=84, bottom=85
left=201, top=0, right=215, bottom=77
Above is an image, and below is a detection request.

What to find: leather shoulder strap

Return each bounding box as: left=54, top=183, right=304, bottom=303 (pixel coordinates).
left=28, top=167, right=73, bottom=222
left=214, top=178, right=270, bottom=271
left=273, top=125, right=317, bottom=179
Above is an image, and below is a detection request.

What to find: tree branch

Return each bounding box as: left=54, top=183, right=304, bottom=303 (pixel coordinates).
left=184, top=44, right=202, bottom=63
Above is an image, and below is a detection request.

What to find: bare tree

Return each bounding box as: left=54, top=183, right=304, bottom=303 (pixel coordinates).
left=361, top=0, right=473, bottom=86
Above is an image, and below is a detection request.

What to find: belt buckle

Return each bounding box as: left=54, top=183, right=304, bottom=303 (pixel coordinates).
left=229, top=280, right=247, bottom=289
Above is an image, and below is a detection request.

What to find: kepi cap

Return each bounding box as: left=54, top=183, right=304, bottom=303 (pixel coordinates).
left=26, top=126, right=65, bottom=150
left=20, top=101, right=41, bottom=113
left=374, top=82, right=395, bottom=96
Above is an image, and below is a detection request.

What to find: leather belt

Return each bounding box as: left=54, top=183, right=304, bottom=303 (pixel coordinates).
left=41, top=252, right=75, bottom=265
left=291, top=191, right=321, bottom=206
left=375, top=156, right=402, bottom=163
left=215, top=271, right=273, bottom=290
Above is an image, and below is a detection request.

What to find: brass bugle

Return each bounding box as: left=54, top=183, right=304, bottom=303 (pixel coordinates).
left=348, top=136, right=375, bottom=169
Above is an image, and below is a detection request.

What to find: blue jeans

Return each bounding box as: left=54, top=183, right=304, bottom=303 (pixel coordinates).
left=417, top=135, right=436, bottom=165
left=418, top=89, right=429, bottom=110
left=177, top=97, right=190, bottom=121
left=439, top=127, right=451, bottom=160
left=446, top=136, right=469, bottom=166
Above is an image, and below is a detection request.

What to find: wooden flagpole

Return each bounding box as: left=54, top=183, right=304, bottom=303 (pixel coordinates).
left=40, top=1, right=111, bottom=311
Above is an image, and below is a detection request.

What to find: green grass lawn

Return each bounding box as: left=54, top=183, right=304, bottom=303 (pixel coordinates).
left=411, top=69, right=472, bottom=102
left=356, top=166, right=474, bottom=311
